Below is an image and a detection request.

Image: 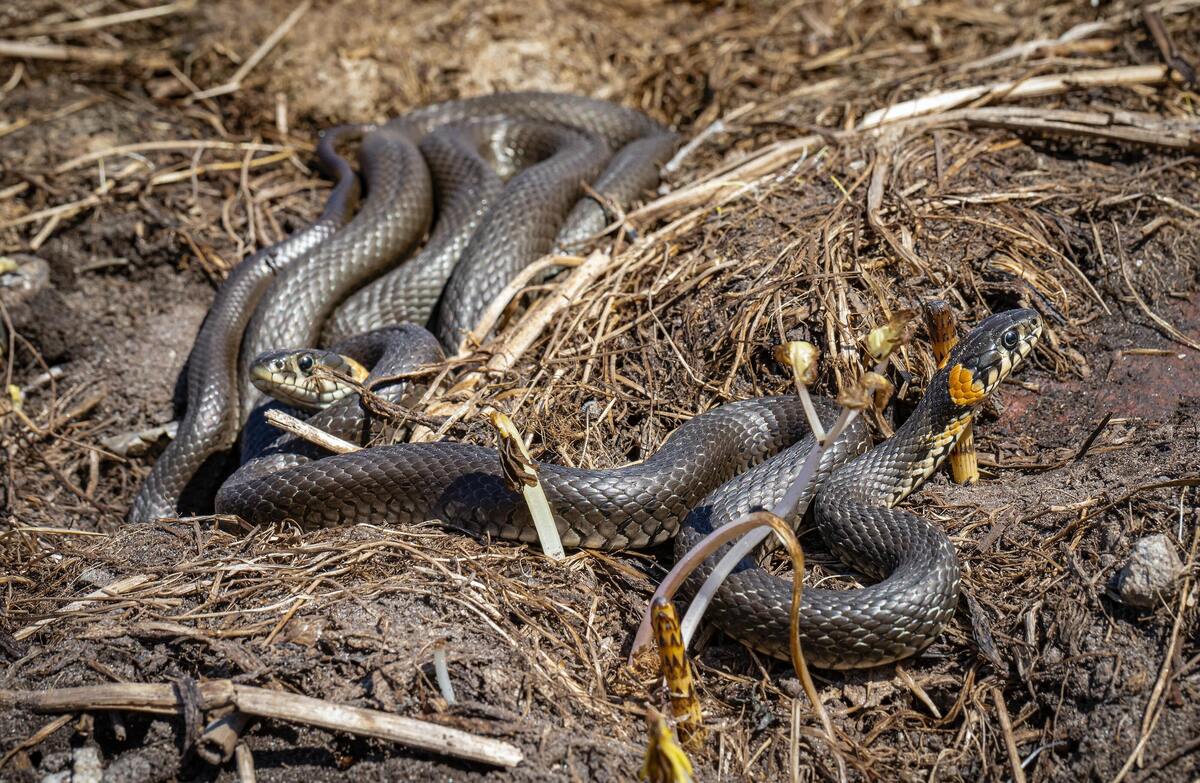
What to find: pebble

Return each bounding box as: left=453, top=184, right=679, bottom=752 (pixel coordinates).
left=1110, top=534, right=1183, bottom=609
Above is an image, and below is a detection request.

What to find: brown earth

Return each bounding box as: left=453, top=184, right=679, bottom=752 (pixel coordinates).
left=1, top=1, right=1198, bottom=781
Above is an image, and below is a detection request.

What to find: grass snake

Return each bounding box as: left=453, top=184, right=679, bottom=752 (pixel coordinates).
left=130, top=91, right=1042, bottom=667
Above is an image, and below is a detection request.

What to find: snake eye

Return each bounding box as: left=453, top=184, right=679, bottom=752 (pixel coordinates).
left=297, top=354, right=314, bottom=373
left=1001, top=329, right=1019, bottom=349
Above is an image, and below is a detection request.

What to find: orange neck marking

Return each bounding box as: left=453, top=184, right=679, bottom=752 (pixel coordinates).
left=948, top=363, right=985, bottom=406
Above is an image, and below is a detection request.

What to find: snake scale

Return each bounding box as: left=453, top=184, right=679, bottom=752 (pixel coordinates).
left=131, top=91, right=1042, bottom=666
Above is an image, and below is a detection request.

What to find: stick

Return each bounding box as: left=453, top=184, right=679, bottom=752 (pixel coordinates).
left=189, top=1, right=311, bottom=100
left=7, top=1, right=195, bottom=37
left=859, top=65, right=1171, bottom=129
left=1117, top=236, right=1200, bottom=351
left=55, top=140, right=291, bottom=174
left=263, top=408, right=359, bottom=454
left=464, top=255, right=584, bottom=348
left=0, top=681, right=523, bottom=768
left=13, top=574, right=151, bottom=641
left=414, top=250, right=615, bottom=441
left=0, top=40, right=169, bottom=68
left=993, top=688, right=1027, bottom=783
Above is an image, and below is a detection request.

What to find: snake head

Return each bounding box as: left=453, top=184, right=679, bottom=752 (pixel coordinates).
left=249, top=348, right=369, bottom=411
left=943, top=308, right=1042, bottom=407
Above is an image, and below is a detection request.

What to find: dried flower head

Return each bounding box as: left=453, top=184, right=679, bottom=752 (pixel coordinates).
left=774, top=341, right=820, bottom=385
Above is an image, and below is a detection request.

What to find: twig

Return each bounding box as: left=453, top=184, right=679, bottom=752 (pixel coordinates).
left=0, top=39, right=169, bottom=68
left=263, top=408, right=359, bottom=454
left=415, top=250, right=615, bottom=440
left=465, top=254, right=584, bottom=348
left=55, top=140, right=291, bottom=174
left=1115, top=222, right=1200, bottom=351
left=13, top=574, right=151, bottom=641
left=7, top=1, right=195, bottom=37
left=1143, top=4, right=1197, bottom=86
left=235, top=743, right=256, bottom=783
left=150, top=149, right=296, bottom=186
left=859, top=65, right=1171, bottom=129
left=0, top=714, right=74, bottom=770
left=197, top=711, right=251, bottom=765
left=1073, top=412, right=1114, bottom=462
left=896, top=667, right=942, bottom=719
left=993, top=688, right=1028, bottom=783
left=936, top=106, right=1200, bottom=151
left=0, top=681, right=524, bottom=768
left=189, top=1, right=311, bottom=101
left=0, top=191, right=107, bottom=231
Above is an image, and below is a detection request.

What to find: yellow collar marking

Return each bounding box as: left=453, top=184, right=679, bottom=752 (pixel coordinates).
left=948, top=364, right=985, bottom=406
left=344, top=356, right=370, bottom=384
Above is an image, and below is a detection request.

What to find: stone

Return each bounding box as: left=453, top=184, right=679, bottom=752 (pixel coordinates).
left=1110, top=534, right=1184, bottom=609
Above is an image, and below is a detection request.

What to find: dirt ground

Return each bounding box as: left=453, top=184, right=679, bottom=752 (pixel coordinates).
left=1, top=1, right=1198, bottom=781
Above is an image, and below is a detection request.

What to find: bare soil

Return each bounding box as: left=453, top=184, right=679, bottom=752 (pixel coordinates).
left=1, top=1, right=1198, bottom=781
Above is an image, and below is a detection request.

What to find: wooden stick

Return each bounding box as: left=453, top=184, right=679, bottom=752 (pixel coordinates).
left=993, top=688, right=1028, bottom=783
left=414, top=250, right=615, bottom=441
left=941, top=106, right=1200, bottom=151
left=263, top=408, right=359, bottom=454
left=0, top=681, right=523, bottom=768
left=189, top=1, right=311, bottom=101
left=0, top=39, right=169, bottom=68
left=7, top=1, right=195, bottom=37
left=859, top=64, right=1171, bottom=129
left=464, top=254, right=584, bottom=349
left=55, top=140, right=291, bottom=174
left=13, top=574, right=151, bottom=641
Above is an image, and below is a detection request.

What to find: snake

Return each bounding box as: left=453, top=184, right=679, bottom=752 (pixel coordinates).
left=220, top=309, right=1041, bottom=666
left=129, top=88, right=1042, bottom=665
left=130, top=93, right=678, bottom=522
left=127, top=126, right=362, bottom=523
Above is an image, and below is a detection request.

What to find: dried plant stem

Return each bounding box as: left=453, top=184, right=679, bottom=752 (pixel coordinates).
left=650, top=599, right=705, bottom=749
left=190, top=1, right=312, bottom=101
left=414, top=250, right=613, bottom=441
left=487, top=411, right=564, bottom=559
left=263, top=408, right=359, bottom=454
left=0, top=39, right=170, bottom=68
left=859, top=64, right=1171, bottom=129
left=0, top=681, right=523, bottom=767
left=465, top=254, right=584, bottom=349
left=8, top=1, right=195, bottom=37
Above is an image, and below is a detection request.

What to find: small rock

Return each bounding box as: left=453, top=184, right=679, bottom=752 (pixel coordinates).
left=71, top=745, right=102, bottom=783
left=1110, top=534, right=1183, bottom=608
